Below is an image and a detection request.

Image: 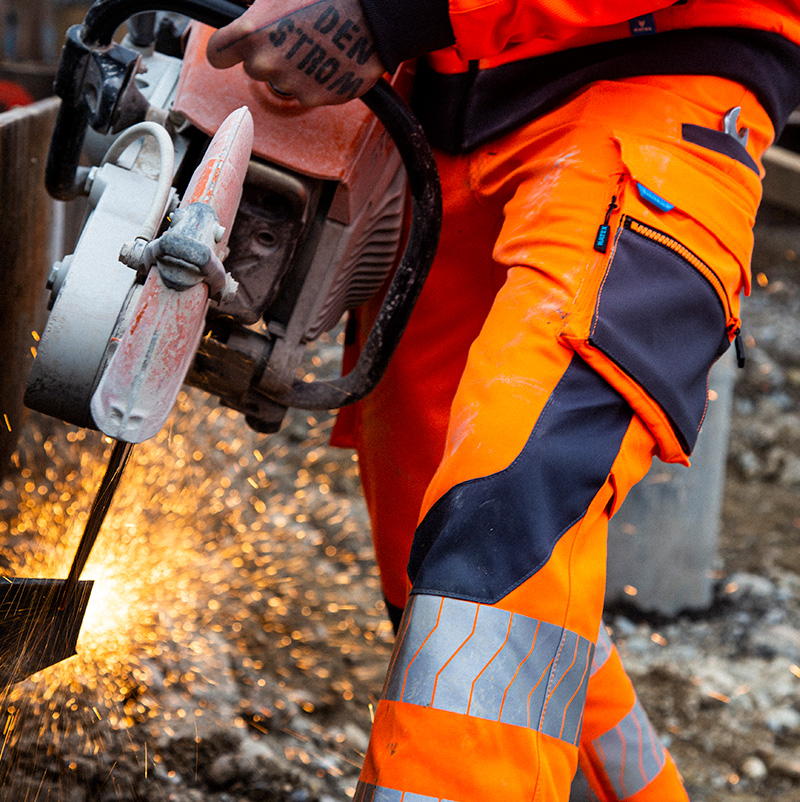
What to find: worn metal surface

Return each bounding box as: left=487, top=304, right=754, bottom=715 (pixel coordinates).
left=91, top=107, right=253, bottom=442
left=0, top=578, right=93, bottom=686
left=24, top=162, right=161, bottom=429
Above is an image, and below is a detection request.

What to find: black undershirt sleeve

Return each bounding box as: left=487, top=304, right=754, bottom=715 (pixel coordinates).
left=359, top=0, right=455, bottom=71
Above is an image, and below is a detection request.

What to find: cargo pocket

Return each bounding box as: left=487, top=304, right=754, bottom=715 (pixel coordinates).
left=563, top=129, right=759, bottom=464
left=591, top=215, right=736, bottom=456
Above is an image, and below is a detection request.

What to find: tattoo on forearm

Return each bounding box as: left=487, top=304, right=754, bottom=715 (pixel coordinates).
left=220, top=2, right=377, bottom=99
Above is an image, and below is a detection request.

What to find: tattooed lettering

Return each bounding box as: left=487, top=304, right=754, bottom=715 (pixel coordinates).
left=285, top=29, right=311, bottom=59
left=313, top=6, right=340, bottom=34
left=315, top=57, right=340, bottom=84
left=331, top=20, right=356, bottom=51
left=344, top=33, right=374, bottom=64
left=298, top=43, right=327, bottom=74
left=327, top=70, right=363, bottom=96
left=311, top=5, right=373, bottom=61
left=268, top=17, right=295, bottom=47
left=262, top=5, right=375, bottom=99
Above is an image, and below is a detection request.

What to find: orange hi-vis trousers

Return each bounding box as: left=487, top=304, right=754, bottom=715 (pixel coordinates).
left=342, top=74, right=773, bottom=801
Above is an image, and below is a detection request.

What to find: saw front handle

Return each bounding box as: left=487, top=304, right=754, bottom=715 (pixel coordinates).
left=45, top=0, right=442, bottom=418
left=45, top=0, right=247, bottom=201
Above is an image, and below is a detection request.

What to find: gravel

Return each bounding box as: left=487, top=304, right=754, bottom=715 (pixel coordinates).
left=1, top=204, right=800, bottom=800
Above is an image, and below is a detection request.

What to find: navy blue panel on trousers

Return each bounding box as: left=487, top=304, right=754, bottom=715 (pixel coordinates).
left=681, top=123, right=760, bottom=174
left=408, top=354, right=632, bottom=604
left=589, top=217, right=731, bottom=454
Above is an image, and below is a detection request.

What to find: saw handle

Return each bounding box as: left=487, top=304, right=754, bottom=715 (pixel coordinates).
left=45, top=0, right=247, bottom=200
left=46, top=0, right=442, bottom=411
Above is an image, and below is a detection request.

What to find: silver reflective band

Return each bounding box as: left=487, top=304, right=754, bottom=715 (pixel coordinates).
left=593, top=698, right=668, bottom=798
left=383, top=594, right=594, bottom=746
left=353, top=782, right=455, bottom=802
left=591, top=623, right=614, bottom=675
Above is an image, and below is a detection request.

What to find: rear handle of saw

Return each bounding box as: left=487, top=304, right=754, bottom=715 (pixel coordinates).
left=45, top=0, right=442, bottom=413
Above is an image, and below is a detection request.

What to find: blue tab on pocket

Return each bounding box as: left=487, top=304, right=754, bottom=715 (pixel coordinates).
left=636, top=182, right=674, bottom=212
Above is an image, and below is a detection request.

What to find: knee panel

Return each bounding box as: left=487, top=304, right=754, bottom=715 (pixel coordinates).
left=409, top=355, right=632, bottom=603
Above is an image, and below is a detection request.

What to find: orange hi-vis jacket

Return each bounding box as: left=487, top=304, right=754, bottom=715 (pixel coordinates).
left=360, top=0, right=800, bottom=151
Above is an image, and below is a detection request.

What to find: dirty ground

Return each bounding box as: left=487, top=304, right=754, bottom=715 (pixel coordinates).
left=1, top=203, right=800, bottom=801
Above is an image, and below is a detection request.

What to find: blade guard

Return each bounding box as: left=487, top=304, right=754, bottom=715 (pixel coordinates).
left=91, top=107, right=254, bottom=442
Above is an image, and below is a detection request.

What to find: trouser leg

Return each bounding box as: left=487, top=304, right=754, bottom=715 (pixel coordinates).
left=355, top=252, right=683, bottom=802
left=351, top=146, right=505, bottom=613
left=354, top=74, right=770, bottom=800
left=357, top=263, right=660, bottom=800
left=573, top=625, right=687, bottom=801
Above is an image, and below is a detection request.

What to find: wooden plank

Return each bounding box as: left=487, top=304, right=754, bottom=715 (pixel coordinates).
left=2, top=0, right=53, bottom=62
left=0, top=97, right=60, bottom=475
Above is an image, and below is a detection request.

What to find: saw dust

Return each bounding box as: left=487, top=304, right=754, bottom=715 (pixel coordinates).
left=0, top=204, right=799, bottom=800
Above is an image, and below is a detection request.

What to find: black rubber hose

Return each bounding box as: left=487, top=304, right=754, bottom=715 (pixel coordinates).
left=51, top=0, right=442, bottom=410
left=46, top=93, right=91, bottom=201
left=81, top=0, right=247, bottom=46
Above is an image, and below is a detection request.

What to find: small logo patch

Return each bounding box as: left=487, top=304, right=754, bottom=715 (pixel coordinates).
left=630, top=13, right=656, bottom=35
left=636, top=182, right=674, bottom=212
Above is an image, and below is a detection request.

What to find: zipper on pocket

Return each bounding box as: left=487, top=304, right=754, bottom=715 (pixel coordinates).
left=593, top=195, right=619, bottom=254
left=624, top=216, right=736, bottom=329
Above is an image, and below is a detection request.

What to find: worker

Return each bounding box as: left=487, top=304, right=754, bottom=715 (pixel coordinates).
left=208, top=2, right=800, bottom=800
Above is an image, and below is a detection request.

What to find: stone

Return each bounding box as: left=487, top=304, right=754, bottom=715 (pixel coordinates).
left=770, top=752, right=800, bottom=780
left=778, top=452, right=800, bottom=484
left=725, top=573, right=778, bottom=607
left=342, top=723, right=370, bottom=752
left=613, top=616, right=638, bottom=637
left=751, top=625, right=800, bottom=660
left=741, top=756, right=768, bottom=780
left=764, top=706, right=800, bottom=733
left=207, top=753, right=241, bottom=788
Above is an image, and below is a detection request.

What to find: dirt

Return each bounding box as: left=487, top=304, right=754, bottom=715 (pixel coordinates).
left=0, top=203, right=799, bottom=801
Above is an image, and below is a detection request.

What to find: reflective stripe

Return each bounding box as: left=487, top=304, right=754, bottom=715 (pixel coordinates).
left=593, top=698, right=667, bottom=799
left=384, top=594, right=593, bottom=746
left=374, top=787, right=403, bottom=802
left=591, top=624, right=614, bottom=675
left=353, top=783, right=442, bottom=802
left=541, top=628, right=593, bottom=742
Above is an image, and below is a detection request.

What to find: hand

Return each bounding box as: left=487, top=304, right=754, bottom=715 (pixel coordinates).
left=207, top=0, right=385, bottom=106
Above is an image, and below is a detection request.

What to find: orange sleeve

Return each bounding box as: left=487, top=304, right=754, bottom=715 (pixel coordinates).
left=448, top=0, right=678, bottom=59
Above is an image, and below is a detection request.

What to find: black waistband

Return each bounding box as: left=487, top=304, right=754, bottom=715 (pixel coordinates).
left=411, top=28, right=800, bottom=154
